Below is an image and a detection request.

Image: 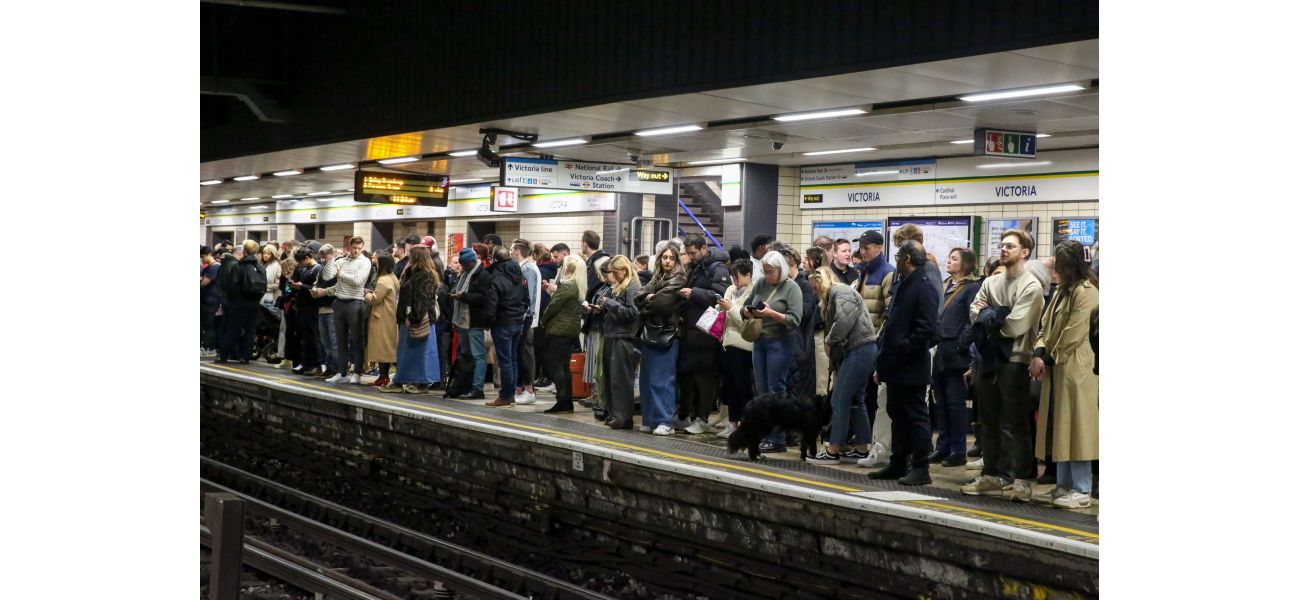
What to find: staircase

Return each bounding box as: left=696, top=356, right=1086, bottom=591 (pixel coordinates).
left=677, top=179, right=725, bottom=248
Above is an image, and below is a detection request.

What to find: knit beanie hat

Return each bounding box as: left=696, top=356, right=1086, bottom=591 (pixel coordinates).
left=458, top=247, right=477, bottom=265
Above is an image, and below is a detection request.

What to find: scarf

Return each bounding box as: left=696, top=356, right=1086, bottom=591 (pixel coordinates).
left=452, top=260, right=481, bottom=329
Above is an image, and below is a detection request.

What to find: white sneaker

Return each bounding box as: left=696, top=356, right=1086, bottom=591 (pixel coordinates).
left=685, top=418, right=709, bottom=434
left=857, top=443, right=884, bottom=467
left=324, top=373, right=347, bottom=384
left=347, top=374, right=360, bottom=385
left=1002, top=479, right=1033, bottom=502
left=515, top=391, right=536, bottom=405
left=716, top=423, right=737, bottom=439
left=652, top=424, right=674, bottom=436
left=1033, top=486, right=1069, bottom=505
left=965, top=457, right=984, bottom=470
left=961, top=475, right=1008, bottom=496
left=1052, top=490, right=1093, bottom=509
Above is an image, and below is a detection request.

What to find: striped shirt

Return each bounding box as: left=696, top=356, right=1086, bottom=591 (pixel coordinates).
left=321, top=254, right=372, bottom=301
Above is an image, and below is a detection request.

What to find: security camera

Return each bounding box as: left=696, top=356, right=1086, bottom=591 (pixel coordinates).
left=628, top=151, right=641, bottom=164
left=771, top=141, right=785, bottom=151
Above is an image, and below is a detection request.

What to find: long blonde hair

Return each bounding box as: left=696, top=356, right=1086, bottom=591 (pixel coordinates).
left=809, top=266, right=837, bottom=306
left=559, top=254, right=587, bottom=299
left=607, top=255, right=635, bottom=295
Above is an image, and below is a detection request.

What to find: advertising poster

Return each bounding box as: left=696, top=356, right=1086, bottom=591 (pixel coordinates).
left=1052, top=217, right=1099, bottom=262
left=886, top=216, right=975, bottom=271
left=447, top=233, right=465, bottom=257
left=987, top=217, right=1038, bottom=259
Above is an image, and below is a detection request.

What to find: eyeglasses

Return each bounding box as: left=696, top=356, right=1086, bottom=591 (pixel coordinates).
left=998, top=243, right=1021, bottom=249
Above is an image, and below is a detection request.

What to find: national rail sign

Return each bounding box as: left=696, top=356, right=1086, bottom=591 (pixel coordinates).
left=974, top=128, right=1037, bottom=159
left=353, top=170, right=450, bottom=207
left=501, top=157, right=673, bottom=195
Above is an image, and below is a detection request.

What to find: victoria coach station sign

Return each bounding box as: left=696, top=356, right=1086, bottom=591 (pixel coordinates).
left=501, top=157, right=674, bottom=195
left=353, top=170, right=450, bottom=207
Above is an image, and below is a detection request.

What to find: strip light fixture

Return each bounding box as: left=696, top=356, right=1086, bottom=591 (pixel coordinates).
left=447, top=150, right=478, bottom=157
left=634, top=124, right=703, bottom=136
left=307, top=191, right=331, bottom=196
left=378, top=156, right=419, bottom=165
left=975, top=161, right=1053, bottom=169
left=200, top=179, right=222, bottom=186
left=271, top=194, right=293, bottom=199
left=686, top=158, right=747, bottom=165
left=950, top=139, right=974, bottom=144
left=233, top=175, right=259, bottom=181
left=273, top=169, right=302, bottom=176
left=449, top=178, right=483, bottom=184
left=802, top=147, right=876, bottom=156
left=773, top=107, right=867, bottom=122
left=958, top=84, right=1085, bottom=102
left=240, top=197, right=260, bottom=201
left=320, top=163, right=355, bottom=171
left=210, top=199, right=230, bottom=204
left=533, top=137, right=589, bottom=148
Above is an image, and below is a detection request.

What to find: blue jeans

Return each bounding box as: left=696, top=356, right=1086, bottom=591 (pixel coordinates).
left=458, top=327, right=488, bottom=391
left=829, top=342, right=876, bottom=447
left=932, top=368, right=970, bottom=456
left=639, top=339, right=679, bottom=428
left=1057, top=460, right=1093, bottom=494
left=318, top=313, right=338, bottom=370
left=753, top=334, right=795, bottom=445
left=491, top=322, right=523, bottom=402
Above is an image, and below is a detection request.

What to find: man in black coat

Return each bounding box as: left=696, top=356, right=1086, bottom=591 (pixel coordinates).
left=219, top=240, right=268, bottom=365
left=675, top=234, right=732, bottom=432
left=484, top=246, right=530, bottom=407
left=449, top=247, right=494, bottom=399
left=869, top=240, right=940, bottom=486
left=580, top=230, right=608, bottom=304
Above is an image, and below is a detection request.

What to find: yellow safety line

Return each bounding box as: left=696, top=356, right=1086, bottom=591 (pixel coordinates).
left=907, top=500, right=1099, bottom=541
left=205, top=364, right=1100, bottom=542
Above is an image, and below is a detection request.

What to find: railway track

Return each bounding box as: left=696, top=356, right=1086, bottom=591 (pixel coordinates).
left=200, top=458, right=616, bottom=600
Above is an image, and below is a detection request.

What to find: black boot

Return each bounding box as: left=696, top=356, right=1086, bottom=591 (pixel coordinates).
left=926, top=449, right=950, bottom=464
left=899, top=467, right=932, bottom=486
left=868, top=457, right=908, bottom=480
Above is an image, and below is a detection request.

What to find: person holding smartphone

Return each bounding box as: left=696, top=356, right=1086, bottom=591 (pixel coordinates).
left=746, top=251, right=804, bottom=401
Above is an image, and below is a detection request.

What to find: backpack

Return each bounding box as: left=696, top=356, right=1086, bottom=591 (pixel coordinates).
left=240, top=262, right=267, bottom=301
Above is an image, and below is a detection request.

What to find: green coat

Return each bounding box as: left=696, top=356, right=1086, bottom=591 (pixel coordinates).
left=541, top=280, right=582, bottom=338
left=1035, top=281, right=1099, bottom=462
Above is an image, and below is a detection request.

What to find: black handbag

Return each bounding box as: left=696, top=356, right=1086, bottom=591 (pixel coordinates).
left=640, top=320, right=676, bottom=350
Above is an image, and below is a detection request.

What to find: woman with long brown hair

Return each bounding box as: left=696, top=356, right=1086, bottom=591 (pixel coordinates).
left=1030, top=240, right=1098, bottom=508
left=379, top=246, right=442, bottom=394
left=633, top=246, right=686, bottom=435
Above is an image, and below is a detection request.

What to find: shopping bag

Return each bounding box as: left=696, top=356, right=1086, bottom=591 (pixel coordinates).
left=695, top=306, right=725, bottom=341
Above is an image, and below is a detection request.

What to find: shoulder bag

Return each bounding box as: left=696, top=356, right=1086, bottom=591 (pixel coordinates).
left=740, top=286, right=781, bottom=343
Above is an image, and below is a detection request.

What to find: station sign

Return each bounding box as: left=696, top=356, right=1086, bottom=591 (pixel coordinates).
left=353, top=170, right=450, bottom=207
left=501, top=157, right=674, bottom=195
left=490, top=186, right=519, bottom=213
left=974, top=128, right=1037, bottom=159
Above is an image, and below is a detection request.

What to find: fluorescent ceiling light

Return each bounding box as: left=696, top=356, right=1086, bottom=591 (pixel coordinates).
left=447, top=150, right=477, bottom=157
left=975, top=161, right=1053, bottom=169
left=533, top=137, right=589, bottom=148
left=802, top=147, right=876, bottom=156
left=450, top=178, right=482, bottom=184
left=855, top=169, right=897, bottom=177
left=233, top=175, right=259, bottom=181
left=200, top=179, right=222, bottom=186
left=773, top=107, right=867, bottom=122
left=1036, top=133, right=1051, bottom=138
left=950, top=139, right=974, bottom=144
left=378, top=156, right=419, bottom=164
left=686, top=158, right=747, bottom=165
left=273, top=169, right=302, bottom=176
left=210, top=199, right=230, bottom=204
left=634, top=124, right=703, bottom=136
left=307, top=191, right=331, bottom=196
left=240, top=197, right=260, bottom=201
left=250, top=205, right=268, bottom=210
left=271, top=194, right=293, bottom=199
left=959, top=84, right=1085, bottom=102
left=319, top=163, right=355, bottom=171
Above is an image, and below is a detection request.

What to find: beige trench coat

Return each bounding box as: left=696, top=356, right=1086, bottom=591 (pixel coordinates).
left=1035, top=281, right=1099, bottom=461
left=365, top=274, right=399, bottom=364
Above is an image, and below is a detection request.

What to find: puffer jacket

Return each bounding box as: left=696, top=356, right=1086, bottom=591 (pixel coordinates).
left=601, top=279, right=642, bottom=339
left=484, top=259, right=529, bottom=327
left=679, top=247, right=732, bottom=372
left=856, top=253, right=896, bottom=331
left=824, top=283, right=877, bottom=353
left=541, top=279, right=582, bottom=338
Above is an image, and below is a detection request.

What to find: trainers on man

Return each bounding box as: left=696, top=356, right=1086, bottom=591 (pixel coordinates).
left=1052, top=490, right=1093, bottom=509
left=652, top=424, right=674, bottom=436
left=324, top=373, right=347, bottom=384
left=857, top=446, right=881, bottom=467
left=965, top=457, right=984, bottom=470
left=899, top=469, right=932, bottom=486
left=515, top=391, right=536, bottom=405
left=805, top=451, right=842, bottom=465
left=685, top=418, right=709, bottom=434
left=716, top=423, right=737, bottom=439
left=758, top=441, right=787, bottom=453
left=1002, top=479, right=1033, bottom=502
left=841, top=448, right=871, bottom=462
left=1033, top=486, right=1069, bottom=505
left=960, top=475, right=1008, bottom=496
left=347, top=374, right=360, bottom=385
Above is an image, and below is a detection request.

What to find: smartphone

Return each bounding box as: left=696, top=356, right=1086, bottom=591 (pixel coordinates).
left=755, top=301, right=768, bottom=311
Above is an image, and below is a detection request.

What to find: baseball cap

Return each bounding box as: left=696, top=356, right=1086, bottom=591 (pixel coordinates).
left=858, top=231, right=884, bottom=246
left=420, top=236, right=437, bottom=251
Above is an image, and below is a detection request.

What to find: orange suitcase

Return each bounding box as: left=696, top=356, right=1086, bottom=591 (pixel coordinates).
left=570, top=352, right=592, bottom=399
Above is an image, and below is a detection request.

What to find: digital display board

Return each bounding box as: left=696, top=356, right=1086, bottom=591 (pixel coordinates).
left=353, top=170, right=450, bottom=207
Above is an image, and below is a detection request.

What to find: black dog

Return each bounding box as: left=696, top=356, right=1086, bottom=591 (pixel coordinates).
left=727, top=393, right=829, bottom=461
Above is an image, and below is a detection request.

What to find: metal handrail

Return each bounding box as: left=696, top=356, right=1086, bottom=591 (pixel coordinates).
left=677, top=198, right=723, bottom=249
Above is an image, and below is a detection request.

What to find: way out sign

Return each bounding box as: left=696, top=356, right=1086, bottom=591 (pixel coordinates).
left=490, top=186, right=519, bottom=213
left=974, top=128, right=1037, bottom=159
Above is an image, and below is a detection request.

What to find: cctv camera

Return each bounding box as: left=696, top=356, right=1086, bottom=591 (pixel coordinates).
left=771, top=142, right=785, bottom=151
left=628, top=151, right=641, bottom=163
